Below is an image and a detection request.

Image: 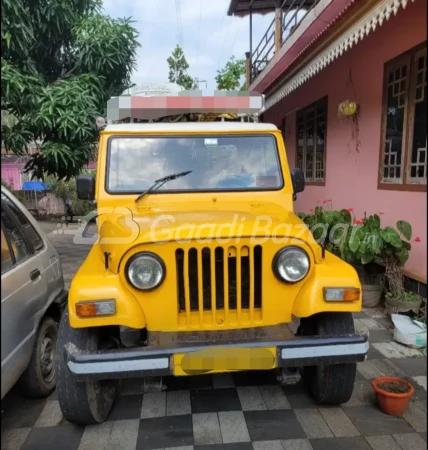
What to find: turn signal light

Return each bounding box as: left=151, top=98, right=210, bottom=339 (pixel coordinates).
left=76, top=300, right=116, bottom=317
left=324, top=288, right=360, bottom=302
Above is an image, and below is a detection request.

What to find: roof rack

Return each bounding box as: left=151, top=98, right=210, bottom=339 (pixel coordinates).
left=104, top=89, right=264, bottom=124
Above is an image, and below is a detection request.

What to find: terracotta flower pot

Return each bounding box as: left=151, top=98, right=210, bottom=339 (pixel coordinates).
left=372, top=377, right=414, bottom=416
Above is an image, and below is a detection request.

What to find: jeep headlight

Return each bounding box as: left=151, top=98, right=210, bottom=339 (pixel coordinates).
left=273, top=247, right=310, bottom=283
left=126, top=252, right=165, bottom=290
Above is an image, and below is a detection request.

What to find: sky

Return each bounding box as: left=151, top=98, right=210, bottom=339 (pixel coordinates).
left=102, top=0, right=274, bottom=90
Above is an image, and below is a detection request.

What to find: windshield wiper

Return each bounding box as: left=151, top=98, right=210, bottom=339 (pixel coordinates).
left=135, top=171, right=192, bottom=202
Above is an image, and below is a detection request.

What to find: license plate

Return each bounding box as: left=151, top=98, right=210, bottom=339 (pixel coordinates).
left=173, top=347, right=277, bottom=376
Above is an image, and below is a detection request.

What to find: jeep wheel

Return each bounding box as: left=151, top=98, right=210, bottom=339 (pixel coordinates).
left=56, top=310, right=117, bottom=425
left=298, top=312, right=357, bottom=405
left=18, top=317, right=58, bottom=398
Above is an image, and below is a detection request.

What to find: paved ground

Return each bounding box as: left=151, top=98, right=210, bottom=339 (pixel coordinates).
left=1, top=221, right=427, bottom=450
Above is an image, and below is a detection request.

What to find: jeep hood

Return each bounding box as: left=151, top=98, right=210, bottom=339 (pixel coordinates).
left=97, top=201, right=320, bottom=273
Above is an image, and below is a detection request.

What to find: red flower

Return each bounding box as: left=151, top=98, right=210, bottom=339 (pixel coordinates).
left=310, top=208, right=314, bottom=212
left=379, top=211, right=385, bottom=215
left=355, top=219, right=364, bottom=225
left=323, top=199, right=331, bottom=204
left=415, top=237, right=422, bottom=242
left=347, top=208, right=354, bottom=213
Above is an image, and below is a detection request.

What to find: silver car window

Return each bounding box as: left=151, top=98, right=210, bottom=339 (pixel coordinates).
left=1, top=210, right=31, bottom=264
left=1, top=227, right=14, bottom=273
left=1, top=193, right=44, bottom=251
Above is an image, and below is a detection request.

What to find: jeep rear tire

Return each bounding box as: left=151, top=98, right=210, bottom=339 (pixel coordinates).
left=56, top=310, right=117, bottom=425
left=298, top=312, right=357, bottom=405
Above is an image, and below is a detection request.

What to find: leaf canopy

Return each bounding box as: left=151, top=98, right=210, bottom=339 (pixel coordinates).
left=167, top=45, right=194, bottom=90
left=216, top=56, right=246, bottom=91
left=1, top=0, right=140, bottom=179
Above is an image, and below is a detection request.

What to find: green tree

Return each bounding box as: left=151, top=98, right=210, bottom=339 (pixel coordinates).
left=1, top=0, right=140, bottom=179
left=167, top=45, right=194, bottom=90
left=216, top=56, right=246, bottom=91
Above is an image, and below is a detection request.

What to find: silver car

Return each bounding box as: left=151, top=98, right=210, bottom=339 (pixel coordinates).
left=1, top=186, right=67, bottom=399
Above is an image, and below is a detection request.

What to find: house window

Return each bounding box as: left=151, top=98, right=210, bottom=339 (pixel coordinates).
left=380, top=43, right=427, bottom=191
left=296, top=97, right=328, bottom=184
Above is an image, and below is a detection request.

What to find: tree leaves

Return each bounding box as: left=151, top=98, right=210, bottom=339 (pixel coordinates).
left=216, top=56, right=246, bottom=91
left=1, top=0, right=35, bottom=61
left=73, top=15, right=140, bottom=91
left=1, top=1, right=140, bottom=179
left=167, top=45, right=194, bottom=90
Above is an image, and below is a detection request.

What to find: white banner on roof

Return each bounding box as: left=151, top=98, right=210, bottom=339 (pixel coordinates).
left=122, top=83, right=185, bottom=97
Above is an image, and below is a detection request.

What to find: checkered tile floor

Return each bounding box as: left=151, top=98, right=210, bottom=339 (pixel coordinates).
left=1, top=222, right=426, bottom=450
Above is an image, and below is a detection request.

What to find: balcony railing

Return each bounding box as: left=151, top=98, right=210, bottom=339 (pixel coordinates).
left=250, top=0, right=321, bottom=83
left=251, top=18, right=276, bottom=84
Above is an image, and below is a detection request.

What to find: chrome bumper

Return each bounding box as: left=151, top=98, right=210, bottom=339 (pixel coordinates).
left=65, top=333, right=369, bottom=381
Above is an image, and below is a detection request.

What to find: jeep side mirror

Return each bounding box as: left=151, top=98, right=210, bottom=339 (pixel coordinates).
left=290, top=168, right=305, bottom=198
left=76, top=174, right=95, bottom=201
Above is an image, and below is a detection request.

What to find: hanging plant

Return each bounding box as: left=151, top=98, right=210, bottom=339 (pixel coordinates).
left=338, top=99, right=361, bottom=153
left=338, top=100, right=359, bottom=117
left=339, top=68, right=362, bottom=153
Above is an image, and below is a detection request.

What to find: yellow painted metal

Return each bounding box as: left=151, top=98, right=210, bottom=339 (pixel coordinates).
left=68, top=246, right=146, bottom=329
left=68, top=127, right=362, bottom=332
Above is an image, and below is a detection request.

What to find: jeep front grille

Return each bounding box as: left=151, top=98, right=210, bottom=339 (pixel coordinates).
left=176, top=245, right=262, bottom=326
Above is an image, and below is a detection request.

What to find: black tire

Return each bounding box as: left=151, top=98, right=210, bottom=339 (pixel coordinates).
left=18, top=316, right=58, bottom=398
left=300, top=312, right=357, bottom=405
left=56, top=310, right=117, bottom=425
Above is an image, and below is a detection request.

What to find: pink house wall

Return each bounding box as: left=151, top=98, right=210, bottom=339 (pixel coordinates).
left=264, top=0, right=427, bottom=278
left=1, top=166, right=22, bottom=190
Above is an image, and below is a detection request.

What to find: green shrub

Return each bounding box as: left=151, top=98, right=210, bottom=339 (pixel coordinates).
left=298, top=206, right=352, bottom=254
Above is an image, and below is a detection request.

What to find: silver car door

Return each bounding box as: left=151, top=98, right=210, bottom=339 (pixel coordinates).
left=1, top=206, right=48, bottom=397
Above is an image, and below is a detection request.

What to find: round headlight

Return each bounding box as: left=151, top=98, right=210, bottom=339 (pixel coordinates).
left=273, top=247, right=310, bottom=283
left=126, top=253, right=165, bottom=290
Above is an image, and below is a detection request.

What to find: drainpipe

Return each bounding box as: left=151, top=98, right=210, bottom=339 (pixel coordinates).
left=245, top=52, right=251, bottom=89
left=274, top=0, right=283, bottom=55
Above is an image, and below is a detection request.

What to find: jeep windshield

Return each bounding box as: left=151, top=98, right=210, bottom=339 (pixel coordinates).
left=107, top=135, right=283, bottom=193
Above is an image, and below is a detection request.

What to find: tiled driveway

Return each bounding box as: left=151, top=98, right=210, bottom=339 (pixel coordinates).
left=1, top=221, right=427, bottom=450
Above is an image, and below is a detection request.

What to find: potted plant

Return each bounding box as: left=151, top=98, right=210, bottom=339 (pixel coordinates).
left=299, top=208, right=383, bottom=307
left=372, top=377, right=414, bottom=416
left=385, top=291, right=423, bottom=316
left=298, top=205, right=352, bottom=255
left=378, top=221, right=422, bottom=315
left=339, top=214, right=385, bottom=308
left=339, top=215, right=421, bottom=312
left=338, top=99, right=361, bottom=153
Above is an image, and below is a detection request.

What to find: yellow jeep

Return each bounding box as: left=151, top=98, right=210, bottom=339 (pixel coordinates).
left=56, top=111, right=367, bottom=425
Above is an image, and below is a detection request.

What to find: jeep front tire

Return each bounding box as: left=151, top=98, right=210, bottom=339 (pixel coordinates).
left=298, top=312, right=357, bottom=405
left=56, top=310, right=117, bottom=425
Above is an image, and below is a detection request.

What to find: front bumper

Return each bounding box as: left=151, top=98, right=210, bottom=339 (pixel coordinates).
left=65, top=328, right=369, bottom=381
